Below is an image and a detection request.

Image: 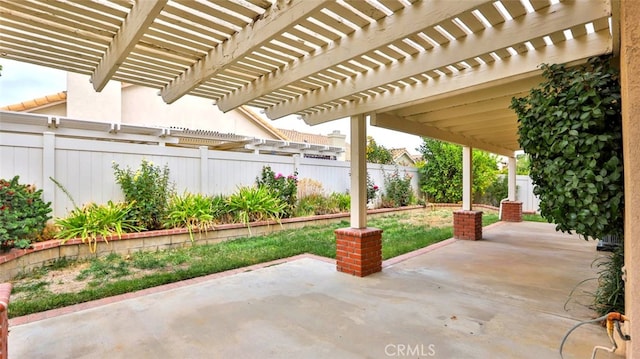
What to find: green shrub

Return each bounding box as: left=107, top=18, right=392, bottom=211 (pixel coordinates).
left=112, top=160, right=174, bottom=230
left=227, top=186, right=286, bottom=234
left=256, top=166, right=298, bottom=218
left=478, top=176, right=509, bottom=207
left=382, top=168, right=414, bottom=208
left=593, top=245, right=625, bottom=316
left=165, top=192, right=215, bottom=241
left=55, top=201, right=142, bottom=253
left=329, top=192, right=350, bottom=212
left=0, top=176, right=52, bottom=250
left=366, top=173, right=379, bottom=204
left=211, top=194, right=233, bottom=223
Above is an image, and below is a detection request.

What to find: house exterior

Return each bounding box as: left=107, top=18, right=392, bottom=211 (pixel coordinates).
left=390, top=148, right=417, bottom=167
left=1, top=73, right=347, bottom=159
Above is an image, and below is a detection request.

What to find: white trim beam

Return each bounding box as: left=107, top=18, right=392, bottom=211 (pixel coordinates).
left=384, top=77, right=541, bottom=116
left=161, top=0, right=325, bottom=104
left=305, top=29, right=612, bottom=125
left=91, top=0, right=167, bottom=91
left=350, top=114, right=367, bottom=229
left=371, top=113, right=515, bottom=157
left=508, top=156, right=517, bottom=201
left=462, top=146, right=472, bottom=211
left=270, top=0, right=609, bottom=120
left=216, top=0, right=489, bottom=112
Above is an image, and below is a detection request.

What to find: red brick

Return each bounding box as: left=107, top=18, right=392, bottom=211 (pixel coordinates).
left=335, top=227, right=383, bottom=277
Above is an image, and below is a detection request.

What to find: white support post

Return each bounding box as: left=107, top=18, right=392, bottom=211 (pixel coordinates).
left=42, top=132, right=56, bottom=217
left=199, top=146, right=208, bottom=195
left=350, top=114, right=367, bottom=229
left=508, top=156, right=517, bottom=201
left=462, top=146, right=473, bottom=211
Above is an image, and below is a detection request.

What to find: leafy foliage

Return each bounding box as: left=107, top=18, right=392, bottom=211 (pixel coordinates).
left=366, top=172, right=379, bottom=204
left=226, top=186, right=286, bottom=233
left=55, top=201, right=143, bottom=252
left=256, top=166, right=298, bottom=218
left=593, top=245, right=625, bottom=315
left=417, top=139, right=499, bottom=203
left=366, top=136, right=394, bottom=164
left=382, top=168, right=414, bottom=207
left=0, top=176, right=52, bottom=250
left=112, top=160, right=174, bottom=230
left=511, top=56, right=623, bottom=240
left=516, top=153, right=531, bottom=175
left=477, top=176, right=508, bottom=207
left=293, top=191, right=351, bottom=217
left=165, top=192, right=215, bottom=241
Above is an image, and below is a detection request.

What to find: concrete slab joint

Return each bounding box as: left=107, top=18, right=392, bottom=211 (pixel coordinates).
left=453, top=210, right=483, bottom=241
left=335, top=227, right=383, bottom=277
left=501, top=201, right=523, bottom=222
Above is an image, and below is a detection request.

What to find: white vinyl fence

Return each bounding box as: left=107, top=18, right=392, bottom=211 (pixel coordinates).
left=1, top=129, right=418, bottom=217
left=1, top=111, right=541, bottom=217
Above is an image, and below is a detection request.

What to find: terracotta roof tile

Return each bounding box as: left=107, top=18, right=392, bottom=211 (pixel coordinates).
left=1, top=92, right=67, bottom=112
left=277, top=129, right=330, bottom=146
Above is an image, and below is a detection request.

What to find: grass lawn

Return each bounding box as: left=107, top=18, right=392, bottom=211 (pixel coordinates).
left=8, top=209, right=500, bottom=318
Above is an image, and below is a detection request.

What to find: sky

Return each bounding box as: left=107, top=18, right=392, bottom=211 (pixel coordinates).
left=0, top=59, right=424, bottom=154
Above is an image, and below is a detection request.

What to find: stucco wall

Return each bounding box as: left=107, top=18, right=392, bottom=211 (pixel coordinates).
left=30, top=103, right=66, bottom=117
left=621, top=2, right=639, bottom=358
left=66, top=73, right=121, bottom=123
left=120, top=86, right=277, bottom=139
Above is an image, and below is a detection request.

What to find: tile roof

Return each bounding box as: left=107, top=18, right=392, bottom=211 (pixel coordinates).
left=1, top=92, right=67, bottom=112
left=277, top=129, right=330, bottom=146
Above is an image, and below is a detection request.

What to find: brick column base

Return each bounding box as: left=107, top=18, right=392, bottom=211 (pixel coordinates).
left=453, top=210, right=483, bottom=240
left=501, top=201, right=523, bottom=222
left=335, top=227, right=383, bottom=277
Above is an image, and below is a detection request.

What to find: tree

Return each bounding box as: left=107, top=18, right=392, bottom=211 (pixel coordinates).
left=510, top=55, right=623, bottom=240
left=418, top=138, right=498, bottom=203
left=516, top=153, right=530, bottom=175
left=366, top=136, right=394, bottom=164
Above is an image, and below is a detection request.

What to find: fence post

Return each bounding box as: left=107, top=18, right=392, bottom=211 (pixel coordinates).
left=199, top=146, right=209, bottom=195
left=43, top=131, right=56, bottom=217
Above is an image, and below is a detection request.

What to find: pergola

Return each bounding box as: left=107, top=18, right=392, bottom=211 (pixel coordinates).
left=2, top=1, right=639, bottom=356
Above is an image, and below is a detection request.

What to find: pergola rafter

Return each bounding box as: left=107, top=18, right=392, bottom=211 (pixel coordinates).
left=0, top=0, right=614, bottom=155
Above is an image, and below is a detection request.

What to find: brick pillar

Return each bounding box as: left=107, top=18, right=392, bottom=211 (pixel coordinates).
left=335, top=227, right=383, bottom=277
left=0, top=283, right=12, bottom=359
left=501, top=201, right=523, bottom=222
left=453, top=210, right=483, bottom=240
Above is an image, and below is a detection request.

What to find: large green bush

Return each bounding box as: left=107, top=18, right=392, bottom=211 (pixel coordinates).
left=511, top=56, right=623, bottom=240
left=0, top=176, right=52, bottom=250
left=113, top=160, right=174, bottom=230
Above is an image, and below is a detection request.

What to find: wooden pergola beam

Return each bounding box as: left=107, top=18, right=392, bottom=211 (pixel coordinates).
left=267, top=0, right=609, bottom=120
left=160, top=0, right=325, bottom=104
left=91, top=0, right=168, bottom=91
left=216, top=0, right=489, bottom=112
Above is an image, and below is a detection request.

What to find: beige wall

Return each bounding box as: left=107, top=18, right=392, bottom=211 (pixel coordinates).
left=621, top=1, right=639, bottom=358
left=66, top=73, right=121, bottom=123
left=30, top=103, right=66, bottom=117
left=120, top=86, right=276, bottom=139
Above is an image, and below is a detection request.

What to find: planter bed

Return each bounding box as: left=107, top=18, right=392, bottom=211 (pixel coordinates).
left=1, top=206, right=431, bottom=282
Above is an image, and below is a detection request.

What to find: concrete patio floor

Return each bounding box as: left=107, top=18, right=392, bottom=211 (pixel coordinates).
left=9, top=221, right=615, bottom=358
